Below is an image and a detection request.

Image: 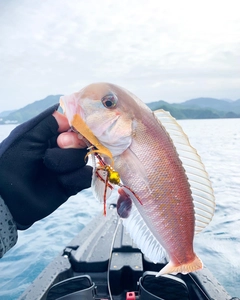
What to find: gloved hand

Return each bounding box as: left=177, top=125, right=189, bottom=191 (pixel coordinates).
left=0, top=104, right=92, bottom=229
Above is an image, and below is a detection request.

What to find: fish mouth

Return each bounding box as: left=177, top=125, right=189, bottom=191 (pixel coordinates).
left=71, top=113, right=114, bottom=163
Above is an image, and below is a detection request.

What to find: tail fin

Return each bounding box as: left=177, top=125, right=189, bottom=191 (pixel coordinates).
left=156, top=255, right=203, bottom=276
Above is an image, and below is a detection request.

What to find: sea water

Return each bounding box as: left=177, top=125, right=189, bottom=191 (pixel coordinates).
left=0, top=119, right=239, bottom=299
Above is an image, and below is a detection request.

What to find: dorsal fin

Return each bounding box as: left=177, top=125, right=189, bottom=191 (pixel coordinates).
left=154, top=109, right=215, bottom=233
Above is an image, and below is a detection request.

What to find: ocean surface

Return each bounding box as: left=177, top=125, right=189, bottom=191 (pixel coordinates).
left=0, top=118, right=239, bottom=299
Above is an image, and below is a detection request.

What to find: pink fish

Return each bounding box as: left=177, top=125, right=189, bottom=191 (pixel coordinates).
left=60, top=83, right=215, bottom=275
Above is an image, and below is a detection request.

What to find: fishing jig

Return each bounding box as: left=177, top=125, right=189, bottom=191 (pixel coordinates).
left=93, top=151, right=143, bottom=215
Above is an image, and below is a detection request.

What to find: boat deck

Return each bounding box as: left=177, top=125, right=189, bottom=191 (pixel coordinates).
left=19, top=205, right=232, bottom=300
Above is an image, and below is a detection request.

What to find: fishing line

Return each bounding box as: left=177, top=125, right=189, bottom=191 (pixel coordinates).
left=187, top=272, right=211, bottom=300
left=107, top=214, right=121, bottom=300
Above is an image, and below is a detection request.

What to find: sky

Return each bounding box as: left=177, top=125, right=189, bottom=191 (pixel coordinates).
left=0, top=0, right=240, bottom=111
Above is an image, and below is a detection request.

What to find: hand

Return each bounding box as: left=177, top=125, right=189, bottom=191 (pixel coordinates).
left=0, top=104, right=92, bottom=229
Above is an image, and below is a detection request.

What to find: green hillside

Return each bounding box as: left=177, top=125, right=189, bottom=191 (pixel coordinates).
left=147, top=98, right=240, bottom=119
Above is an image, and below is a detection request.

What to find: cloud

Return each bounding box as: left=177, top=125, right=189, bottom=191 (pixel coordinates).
left=0, top=0, right=240, bottom=110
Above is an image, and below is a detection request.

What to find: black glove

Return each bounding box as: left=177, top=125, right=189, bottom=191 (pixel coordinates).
left=0, top=104, right=92, bottom=229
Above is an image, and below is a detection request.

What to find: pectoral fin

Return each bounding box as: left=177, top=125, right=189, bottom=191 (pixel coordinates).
left=122, top=203, right=168, bottom=264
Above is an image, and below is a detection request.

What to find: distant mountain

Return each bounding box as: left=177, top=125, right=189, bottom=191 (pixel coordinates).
left=220, top=98, right=234, bottom=103
left=182, top=97, right=229, bottom=108
left=0, top=95, right=62, bottom=124
left=179, top=97, right=240, bottom=113
left=146, top=97, right=240, bottom=119
left=232, top=99, right=240, bottom=106
left=0, top=94, right=240, bottom=124
left=147, top=100, right=168, bottom=110
left=0, top=110, right=16, bottom=118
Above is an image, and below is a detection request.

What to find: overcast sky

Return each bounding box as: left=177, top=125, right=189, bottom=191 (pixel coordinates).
left=0, top=0, right=240, bottom=111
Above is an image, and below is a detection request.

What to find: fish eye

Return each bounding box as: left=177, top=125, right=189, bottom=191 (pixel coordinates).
left=101, top=93, right=118, bottom=109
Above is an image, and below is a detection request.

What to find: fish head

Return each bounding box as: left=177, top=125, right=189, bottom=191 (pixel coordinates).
left=60, top=82, right=149, bottom=158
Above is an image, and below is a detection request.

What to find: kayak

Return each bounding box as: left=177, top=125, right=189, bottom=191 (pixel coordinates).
left=19, top=204, right=238, bottom=300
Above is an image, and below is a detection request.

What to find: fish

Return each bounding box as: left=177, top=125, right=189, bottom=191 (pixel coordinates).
left=60, top=82, right=215, bottom=276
